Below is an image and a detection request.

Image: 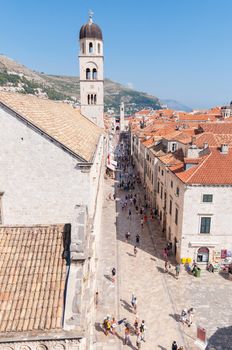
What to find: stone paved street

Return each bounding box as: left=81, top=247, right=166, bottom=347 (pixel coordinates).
left=94, top=138, right=232, bottom=350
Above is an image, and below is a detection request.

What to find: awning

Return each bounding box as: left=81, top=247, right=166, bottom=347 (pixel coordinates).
left=107, top=163, right=116, bottom=171
left=189, top=241, right=219, bottom=248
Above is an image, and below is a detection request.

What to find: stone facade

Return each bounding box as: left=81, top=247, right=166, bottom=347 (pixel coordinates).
left=79, top=29, right=104, bottom=127
left=0, top=339, right=85, bottom=350
left=0, top=107, right=104, bottom=225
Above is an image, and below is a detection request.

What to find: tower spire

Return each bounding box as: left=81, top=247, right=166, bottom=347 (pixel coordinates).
left=88, top=9, right=94, bottom=24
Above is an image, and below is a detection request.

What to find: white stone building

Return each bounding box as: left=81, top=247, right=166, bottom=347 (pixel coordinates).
left=156, top=131, right=232, bottom=265
left=0, top=91, right=105, bottom=349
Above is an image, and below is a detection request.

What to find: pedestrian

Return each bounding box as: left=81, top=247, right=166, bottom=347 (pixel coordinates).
left=128, top=209, right=132, bottom=220
left=134, top=245, right=137, bottom=257
left=134, top=317, right=139, bottom=335
left=95, top=291, right=99, bottom=308
left=103, top=316, right=111, bottom=335
left=180, top=308, right=187, bottom=324
left=175, top=264, right=180, bottom=278
left=140, top=218, right=144, bottom=229
left=136, top=233, right=140, bottom=245
left=131, top=293, right=137, bottom=312
left=124, top=324, right=130, bottom=345
left=139, top=320, right=146, bottom=342
left=165, top=260, right=168, bottom=273
left=144, top=214, right=147, bottom=223
left=111, top=317, right=117, bottom=335
left=187, top=308, right=194, bottom=327
left=163, top=247, right=168, bottom=260
left=136, top=333, right=142, bottom=349
left=111, top=267, right=116, bottom=283
left=125, top=231, right=131, bottom=242
left=172, top=340, right=178, bottom=350
left=135, top=205, right=139, bottom=214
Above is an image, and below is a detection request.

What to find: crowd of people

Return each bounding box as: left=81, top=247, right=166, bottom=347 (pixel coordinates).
left=102, top=135, right=192, bottom=349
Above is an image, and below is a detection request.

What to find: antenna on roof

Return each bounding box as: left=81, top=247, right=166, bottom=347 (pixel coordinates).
left=89, top=9, right=94, bottom=23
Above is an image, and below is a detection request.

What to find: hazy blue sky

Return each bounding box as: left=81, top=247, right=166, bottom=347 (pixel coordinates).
left=1, top=0, right=232, bottom=109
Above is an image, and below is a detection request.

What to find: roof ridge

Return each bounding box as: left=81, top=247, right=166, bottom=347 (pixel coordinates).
left=186, top=151, right=212, bottom=183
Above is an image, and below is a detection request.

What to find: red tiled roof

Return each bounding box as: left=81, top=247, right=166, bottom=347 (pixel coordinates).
left=0, top=224, right=69, bottom=334
left=174, top=148, right=232, bottom=184
left=199, top=123, right=232, bottom=134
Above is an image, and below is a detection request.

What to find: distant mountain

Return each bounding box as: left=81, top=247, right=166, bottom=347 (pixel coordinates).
left=0, top=55, right=161, bottom=114
left=161, top=99, right=192, bottom=112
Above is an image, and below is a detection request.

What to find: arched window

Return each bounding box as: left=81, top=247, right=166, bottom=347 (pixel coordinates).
left=197, top=247, right=209, bottom=263
left=89, top=42, right=93, bottom=53
left=92, top=68, right=97, bottom=80
left=86, top=68, right=91, bottom=80
left=82, top=43, right=85, bottom=54
left=87, top=94, right=90, bottom=105
left=98, top=43, right=101, bottom=54
left=91, top=94, right=94, bottom=105
left=94, top=94, right=97, bottom=104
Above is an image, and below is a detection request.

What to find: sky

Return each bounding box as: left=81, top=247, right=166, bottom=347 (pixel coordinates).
left=0, top=0, right=232, bottom=109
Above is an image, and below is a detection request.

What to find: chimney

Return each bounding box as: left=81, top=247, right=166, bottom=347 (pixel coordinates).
left=203, top=142, right=208, bottom=149
left=191, top=136, right=196, bottom=145
left=221, top=144, right=229, bottom=154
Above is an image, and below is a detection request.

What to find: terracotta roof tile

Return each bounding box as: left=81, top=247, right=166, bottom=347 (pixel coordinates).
left=0, top=92, right=102, bottom=162
left=0, top=224, right=69, bottom=335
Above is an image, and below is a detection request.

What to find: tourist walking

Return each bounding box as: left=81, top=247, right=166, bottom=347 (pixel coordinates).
left=134, top=317, right=139, bottom=335
left=103, top=316, right=111, bottom=335
left=128, top=208, right=132, bottom=220
left=131, top=293, right=137, bottom=313
left=187, top=308, right=194, bottom=327
left=136, top=333, right=142, bottom=349
left=125, top=231, right=131, bottom=242
left=140, top=218, right=144, bottom=229
left=139, top=320, right=147, bottom=342
left=124, top=324, right=130, bottom=345
left=136, top=233, right=140, bottom=245
left=172, top=340, right=178, bottom=350
left=134, top=245, right=138, bottom=257
left=111, top=317, right=117, bottom=335
left=175, top=264, right=180, bottom=278
left=111, top=267, right=116, bottom=283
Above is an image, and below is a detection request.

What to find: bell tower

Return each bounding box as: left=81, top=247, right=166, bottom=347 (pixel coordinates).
left=79, top=11, right=104, bottom=128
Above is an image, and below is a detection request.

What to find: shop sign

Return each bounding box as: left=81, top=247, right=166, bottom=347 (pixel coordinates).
left=197, top=326, right=206, bottom=342
left=221, top=249, right=227, bottom=259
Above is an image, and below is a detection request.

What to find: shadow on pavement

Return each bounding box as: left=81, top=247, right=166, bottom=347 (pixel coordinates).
left=104, top=274, right=112, bottom=282
left=169, top=313, right=180, bottom=322
left=206, top=325, right=232, bottom=349
left=126, top=252, right=135, bottom=257
left=94, top=321, right=105, bottom=334
left=120, top=298, right=133, bottom=313
left=158, top=346, right=167, bottom=350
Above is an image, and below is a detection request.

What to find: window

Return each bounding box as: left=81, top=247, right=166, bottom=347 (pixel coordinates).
left=161, top=186, right=163, bottom=199
left=176, top=187, right=179, bottom=196
left=171, top=180, right=173, bottom=188
left=82, top=43, right=85, bottom=53
left=94, top=94, right=97, bottom=104
left=203, top=194, right=213, bottom=203
left=175, top=208, right=178, bottom=225
left=86, top=68, right=91, bottom=80
left=161, top=170, right=164, bottom=176
left=171, top=143, right=177, bottom=152
left=89, top=42, right=93, bottom=53
left=98, top=43, right=101, bottom=54
left=197, top=247, right=209, bottom=262
left=92, top=68, right=98, bottom=80
left=200, top=217, right=211, bottom=234
left=157, top=181, right=160, bottom=194
left=87, top=94, right=90, bottom=105
left=158, top=166, right=160, bottom=172
left=169, top=199, right=172, bottom=215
